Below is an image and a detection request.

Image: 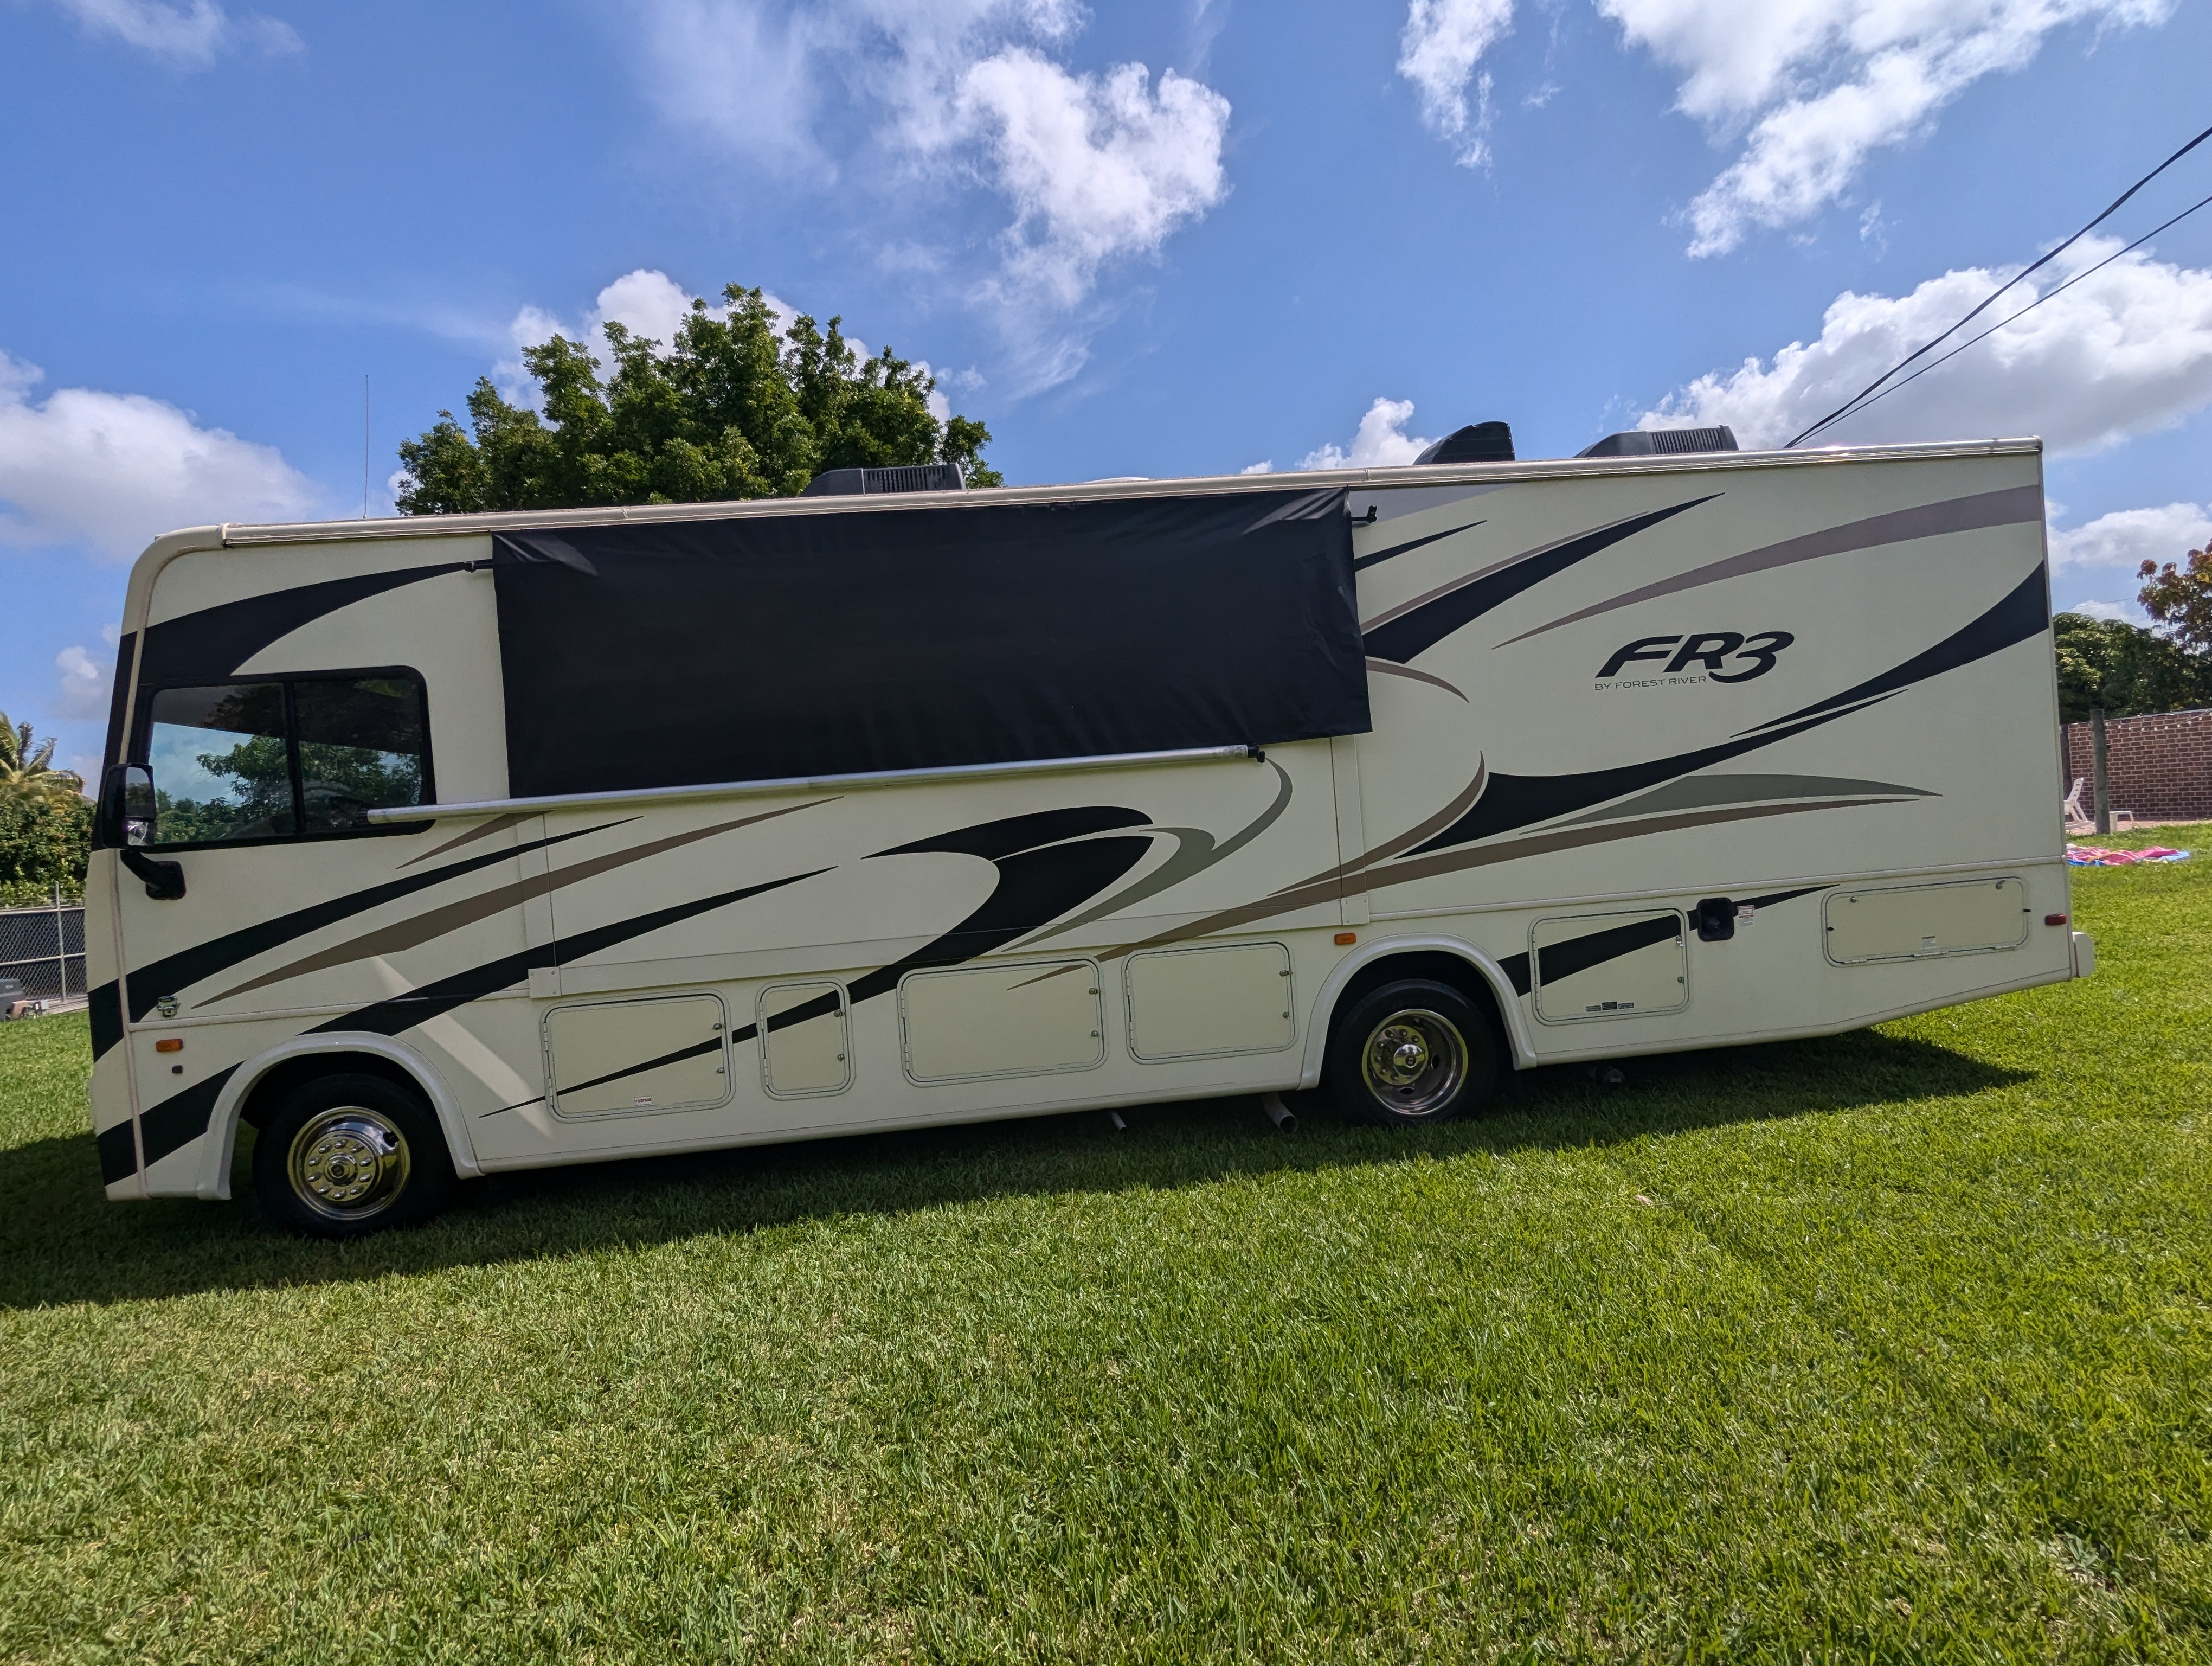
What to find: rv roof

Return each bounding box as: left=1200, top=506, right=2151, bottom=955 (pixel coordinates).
left=211, top=435, right=2042, bottom=548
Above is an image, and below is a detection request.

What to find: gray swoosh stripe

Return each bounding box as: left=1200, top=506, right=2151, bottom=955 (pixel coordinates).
left=1554, top=772, right=1935, bottom=827
left=201, top=798, right=835, bottom=1004
left=1495, top=484, right=2045, bottom=646
left=1018, top=761, right=1294, bottom=947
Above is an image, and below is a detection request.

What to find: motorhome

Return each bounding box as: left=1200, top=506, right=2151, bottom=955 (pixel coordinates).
left=85, top=427, right=2091, bottom=1236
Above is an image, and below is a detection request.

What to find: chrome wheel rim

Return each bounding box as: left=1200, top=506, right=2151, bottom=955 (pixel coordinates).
left=287, top=1105, right=410, bottom=1221
left=1358, top=1008, right=1467, bottom=1117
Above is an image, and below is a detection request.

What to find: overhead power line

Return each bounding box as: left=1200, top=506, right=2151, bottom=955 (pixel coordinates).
left=1812, top=188, right=2212, bottom=432
left=1784, top=119, right=2212, bottom=449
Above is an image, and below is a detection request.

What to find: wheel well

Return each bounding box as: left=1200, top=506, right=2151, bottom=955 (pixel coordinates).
left=1326, top=951, right=1508, bottom=1054
left=238, top=1052, right=430, bottom=1130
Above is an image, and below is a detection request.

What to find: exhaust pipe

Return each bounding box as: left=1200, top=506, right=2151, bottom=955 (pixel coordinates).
left=1262, top=1093, right=1297, bottom=1134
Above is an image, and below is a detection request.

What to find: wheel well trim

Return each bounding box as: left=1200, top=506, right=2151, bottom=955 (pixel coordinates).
left=1298, top=934, right=1535, bottom=1087
left=192, top=1032, right=481, bottom=1201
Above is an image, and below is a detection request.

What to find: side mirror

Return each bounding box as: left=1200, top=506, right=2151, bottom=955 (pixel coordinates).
left=101, top=765, right=185, bottom=901
left=99, top=764, right=156, bottom=849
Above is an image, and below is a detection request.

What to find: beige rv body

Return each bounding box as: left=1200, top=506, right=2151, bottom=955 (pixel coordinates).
left=86, top=439, right=2081, bottom=1202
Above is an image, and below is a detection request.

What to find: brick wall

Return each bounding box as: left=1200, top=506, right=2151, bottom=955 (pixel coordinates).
left=2060, top=706, right=2212, bottom=821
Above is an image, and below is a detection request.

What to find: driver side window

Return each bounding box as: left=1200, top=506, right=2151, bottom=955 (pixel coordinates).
left=133, top=671, right=430, bottom=849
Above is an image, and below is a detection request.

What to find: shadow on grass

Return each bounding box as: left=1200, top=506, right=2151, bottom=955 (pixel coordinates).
left=0, top=1027, right=2028, bottom=1310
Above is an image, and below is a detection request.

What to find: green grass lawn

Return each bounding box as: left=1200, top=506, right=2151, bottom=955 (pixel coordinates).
left=4, top=832, right=2209, bottom=1662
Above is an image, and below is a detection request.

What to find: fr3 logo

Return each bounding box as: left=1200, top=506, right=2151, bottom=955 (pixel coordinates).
left=1597, top=631, right=1795, bottom=683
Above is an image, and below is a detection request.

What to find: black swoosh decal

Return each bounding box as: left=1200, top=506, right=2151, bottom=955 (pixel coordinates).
left=1739, top=563, right=2050, bottom=736
left=557, top=1036, right=724, bottom=1101
left=1361, top=497, right=1719, bottom=665
left=314, top=869, right=829, bottom=1040
left=1020, top=763, right=1294, bottom=946
left=201, top=799, right=831, bottom=1007
left=136, top=563, right=474, bottom=688
left=101, top=630, right=137, bottom=772
left=105, top=872, right=831, bottom=1176
left=1413, top=567, right=2046, bottom=855
left=97, top=1120, right=138, bottom=1186
left=1540, top=913, right=1683, bottom=986
left=487, top=1034, right=734, bottom=1118
left=846, top=836, right=1154, bottom=1005
left=1410, top=706, right=1869, bottom=854
left=1499, top=885, right=1825, bottom=995
left=876, top=806, right=1148, bottom=862
left=88, top=981, right=124, bottom=1060
left=1353, top=520, right=1484, bottom=572
left=138, top=1067, right=238, bottom=1168
left=115, top=819, right=631, bottom=1033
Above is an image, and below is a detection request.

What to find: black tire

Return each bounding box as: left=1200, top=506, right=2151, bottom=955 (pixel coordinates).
left=1326, top=978, right=1499, bottom=1127
left=253, top=1072, right=454, bottom=1238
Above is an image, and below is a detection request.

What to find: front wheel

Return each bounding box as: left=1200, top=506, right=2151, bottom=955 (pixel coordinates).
left=1327, top=978, right=1498, bottom=1127
left=253, top=1072, right=454, bottom=1238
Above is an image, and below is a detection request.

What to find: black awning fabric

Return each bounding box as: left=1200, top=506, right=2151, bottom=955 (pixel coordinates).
left=490, top=486, right=1368, bottom=798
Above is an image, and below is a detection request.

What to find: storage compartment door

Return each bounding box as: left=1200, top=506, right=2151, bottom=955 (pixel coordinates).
left=759, top=981, right=851, bottom=1097
left=544, top=993, right=730, bottom=1118
left=1125, top=942, right=1295, bottom=1061
left=900, top=961, right=1104, bottom=1084
left=1531, top=911, right=1687, bottom=1022
left=1824, top=877, right=2028, bottom=963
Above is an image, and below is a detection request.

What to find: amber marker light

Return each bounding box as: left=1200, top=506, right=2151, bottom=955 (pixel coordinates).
left=153, top=1038, right=183, bottom=1053
left=1334, top=932, right=1357, bottom=945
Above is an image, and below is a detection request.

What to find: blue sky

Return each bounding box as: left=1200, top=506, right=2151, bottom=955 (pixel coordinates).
left=5, top=0, right=2210, bottom=780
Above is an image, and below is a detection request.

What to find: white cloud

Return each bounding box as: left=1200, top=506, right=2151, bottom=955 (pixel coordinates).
left=0, top=351, right=318, bottom=560
left=44, top=0, right=302, bottom=68
left=1398, top=0, right=1513, bottom=166
left=1239, top=459, right=1274, bottom=474
left=2049, top=501, right=2212, bottom=574
left=1599, top=0, right=2172, bottom=257
left=631, top=2, right=1229, bottom=388
left=1395, top=1, right=2171, bottom=254
left=53, top=645, right=108, bottom=721
left=1298, top=398, right=1435, bottom=470
left=960, top=51, right=1230, bottom=312
left=1639, top=236, right=2212, bottom=452
left=2068, top=598, right=2136, bottom=620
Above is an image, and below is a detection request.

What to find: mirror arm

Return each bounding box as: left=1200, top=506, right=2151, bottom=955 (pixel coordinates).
left=119, top=849, right=185, bottom=901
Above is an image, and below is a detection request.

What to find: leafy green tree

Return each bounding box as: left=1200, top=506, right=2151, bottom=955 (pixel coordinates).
left=0, top=793, right=91, bottom=905
left=1, top=714, right=82, bottom=806
left=396, top=286, right=1001, bottom=514
left=2139, top=541, right=2212, bottom=659
left=2051, top=612, right=2212, bottom=722
left=0, top=715, right=89, bottom=904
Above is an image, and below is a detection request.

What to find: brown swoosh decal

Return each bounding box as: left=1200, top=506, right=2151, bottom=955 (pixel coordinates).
left=1267, top=761, right=1488, bottom=896
left=1366, top=659, right=1467, bottom=700
left=201, top=798, right=837, bottom=1004
left=1495, top=484, right=2044, bottom=646
left=400, top=812, right=534, bottom=868
left=1100, top=797, right=1906, bottom=960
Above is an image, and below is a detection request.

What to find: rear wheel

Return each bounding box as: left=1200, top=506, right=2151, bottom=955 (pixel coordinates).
left=253, top=1072, right=453, bottom=1238
left=1327, top=978, right=1498, bottom=1127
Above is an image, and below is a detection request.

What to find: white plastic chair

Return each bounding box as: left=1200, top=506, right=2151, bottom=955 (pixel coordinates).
left=2062, top=778, right=2087, bottom=827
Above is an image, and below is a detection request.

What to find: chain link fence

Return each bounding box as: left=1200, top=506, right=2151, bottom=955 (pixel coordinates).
left=1, top=889, right=87, bottom=1011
